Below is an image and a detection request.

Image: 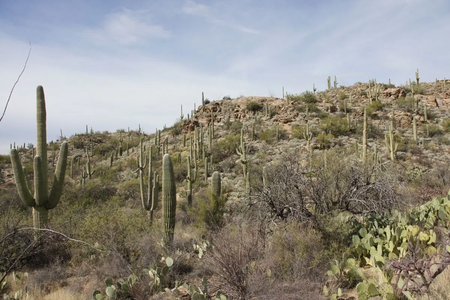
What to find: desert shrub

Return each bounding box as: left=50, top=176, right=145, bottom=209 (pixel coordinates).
left=223, top=95, right=231, bottom=100
left=227, top=120, right=243, bottom=134
left=424, top=124, right=443, bottom=137
left=84, top=181, right=118, bottom=203
left=269, top=221, right=327, bottom=281
left=190, top=190, right=227, bottom=230
left=0, top=154, right=10, bottom=166
left=211, top=134, right=240, bottom=162
left=338, top=91, right=347, bottom=101
left=442, top=119, right=450, bottom=132
left=396, top=96, right=416, bottom=112
left=355, top=119, right=382, bottom=139
left=259, top=127, right=287, bottom=144
left=246, top=101, right=263, bottom=113
left=72, top=136, right=85, bottom=149
left=412, top=83, right=425, bottom=94
left=320, top=116, right=350, bottom=136
left=207, top=222, right=264, bottom=299
left=316, top=132, right=334, bottom=149
left=94, top=143, right=116, bottom=156
left=172, top=155, right=188, bottom=182
left=170, top=119, right=183, bottom=136
left=253, top=150, right=399, bottom=224
left=296, top=103, right=322, bottom=114
left=75, top=202, right=150, bottom=264
left=291, top=125, right=311, bottom=140
left=287, top=91, right=318, bottom=104
left=365, top=100, right=383, bottom=117
left=117, top=179, right=140, bottom=200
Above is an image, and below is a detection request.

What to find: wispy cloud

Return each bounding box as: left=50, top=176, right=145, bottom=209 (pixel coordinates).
left=182, top=0, right=259, bottom=35
left=85, top=8, right=171, bottom=45
left=1, top=0, right=450, bottom=154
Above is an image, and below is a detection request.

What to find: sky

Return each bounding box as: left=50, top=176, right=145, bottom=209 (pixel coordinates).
left=1, top=0, right=449, bottom=154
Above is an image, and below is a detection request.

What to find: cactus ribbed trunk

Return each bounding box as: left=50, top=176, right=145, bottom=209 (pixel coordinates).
left=10, top=86, right=68, bottom=229
left=162, top=154, right=176, bottom=244
left=36, top=86, right=48, bottom=198
left=362, top=108, right=367, bottom=162
left=211, top=171, right=221, bottom=197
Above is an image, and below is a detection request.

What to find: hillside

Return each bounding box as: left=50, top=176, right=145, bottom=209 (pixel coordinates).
left=2, top=79, right=450, bottom=299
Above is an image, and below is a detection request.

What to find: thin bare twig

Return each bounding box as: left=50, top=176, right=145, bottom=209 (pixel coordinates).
left=0, top=226, right=105, bottom=286
left=0, top=41, right=32, bottom=123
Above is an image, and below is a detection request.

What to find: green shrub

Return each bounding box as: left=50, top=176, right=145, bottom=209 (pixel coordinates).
left=246, top=101, right=263, bottom=113
left=211, top=134, right=240, bottom=162
left=190, top=190, right=227, bottom=230
left=412, top=84, right=425, bottom=95
left=296, top=103, right=322, bottom=114
left=338, top=91, right=348, bottom=101
left=75, top=202, right=151, bottom=263
left=170, top=119, right=184, bottom=136
left=259, top=127, right=287, bottom=144
left=424, top=124, right=443, bottom=137
left=316, top=132, right=334, bottom=148
left=365, top=101, right=383, bottom=117
left=287, top=91, right=318, bottom=104
left=291, top=125, right=307, bottom=140
left=442, top=119, right=450, bottom=132
left=227, top=120, right=243, bottom=134
left=0, top=154, right=10, bottom=166
left=270, top=221, right=326, bottom=280
left=396, top=96, right=416, bottom=112
left=117, top=179, right=141, bottom=200
left=320, top=117, right=350, bottom=136
left=72, top=136, right=85, bottom=149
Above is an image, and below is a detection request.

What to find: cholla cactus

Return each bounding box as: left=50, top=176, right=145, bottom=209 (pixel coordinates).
left=10, top=86, right=68, bottom=228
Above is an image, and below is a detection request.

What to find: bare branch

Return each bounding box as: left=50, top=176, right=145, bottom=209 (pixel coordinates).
left=0, top=41, right=32, bottom=123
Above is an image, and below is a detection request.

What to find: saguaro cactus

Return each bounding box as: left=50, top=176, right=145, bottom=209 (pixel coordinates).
left=186, top=155, right=197, bottom=205
left=162, top=154, right=176, bottom=244
left=385, top=120, right=398, bottom=161
left=10, top=86, right=68, bottom=228
left=211, top=171, right=221, bottom=197
left=361, top=108, right=368, bottom=162
left=134, top=138, right=159, bottom=221
left=236, top=127, right=248, bottom=181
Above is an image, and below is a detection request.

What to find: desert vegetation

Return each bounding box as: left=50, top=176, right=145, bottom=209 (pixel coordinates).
left=2, top=75, right=450, bottom=299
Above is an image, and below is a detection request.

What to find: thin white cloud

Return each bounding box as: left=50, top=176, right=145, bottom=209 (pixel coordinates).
left=85, top=8, right=171, bottom=45
left=182, top=0, right=259, bottom=35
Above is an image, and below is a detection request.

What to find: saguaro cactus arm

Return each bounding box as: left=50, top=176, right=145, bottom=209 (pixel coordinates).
left=47, top=142, right=68, bottom=209
left=10, top=149, right=34, bottom=206
left=211, top=171, right=221, bottom=197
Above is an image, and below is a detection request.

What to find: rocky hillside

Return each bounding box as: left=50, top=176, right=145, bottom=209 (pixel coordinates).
left=2, top=79, right=450, bottom=299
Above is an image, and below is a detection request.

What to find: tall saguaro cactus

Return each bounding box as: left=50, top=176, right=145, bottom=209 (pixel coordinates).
left=10, top=86, right=68, bottom=228
left=211, top=171, right=221, bottom=197
left=162, top=154, right=176, bottom=244
left=134, top=138, right=158, bottom=221
left=186, top=155, right=197, bottom=205
left=361, top=108, right=368, bottom=162
left=236, top=127, right=248, bottom=181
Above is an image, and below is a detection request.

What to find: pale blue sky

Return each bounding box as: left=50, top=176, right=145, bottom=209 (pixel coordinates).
left=1, top=0, right=449, bottom=154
